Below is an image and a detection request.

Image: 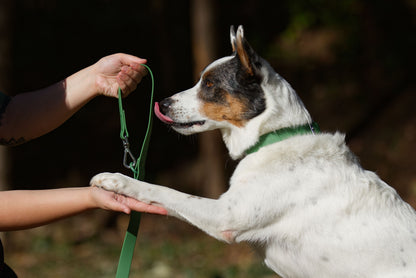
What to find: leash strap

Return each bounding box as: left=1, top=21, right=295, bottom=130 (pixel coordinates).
left=116, top=64, right=154, bottom=278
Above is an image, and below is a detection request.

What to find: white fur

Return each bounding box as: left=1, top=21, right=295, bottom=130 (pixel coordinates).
left=91, top=131, right=416, bottom=277
left=91, top=27, right=416, bottom=277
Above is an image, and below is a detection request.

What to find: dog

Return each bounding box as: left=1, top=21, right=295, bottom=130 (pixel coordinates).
left=91, top=26, right=416, bottom=277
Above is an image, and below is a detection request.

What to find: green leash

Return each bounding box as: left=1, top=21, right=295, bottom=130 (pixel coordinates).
left=116, top=63, right=154, bottom=278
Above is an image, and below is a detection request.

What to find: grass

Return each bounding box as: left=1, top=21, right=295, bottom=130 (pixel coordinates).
left=4, top=211, right=278, bottom=278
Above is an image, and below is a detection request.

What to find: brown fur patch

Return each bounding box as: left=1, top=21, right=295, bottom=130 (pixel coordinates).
left=200, top=93, right=249, bottom=127
left=236, top=34, right=253, bottom=76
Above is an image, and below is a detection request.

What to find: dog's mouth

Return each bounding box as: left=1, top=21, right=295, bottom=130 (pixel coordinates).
left=154, top=102, right=206, bottom=128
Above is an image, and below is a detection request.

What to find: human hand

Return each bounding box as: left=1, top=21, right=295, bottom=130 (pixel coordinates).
left=89, top=186, right=167, bottom=215
left=93, top=53, right=148, bottom=98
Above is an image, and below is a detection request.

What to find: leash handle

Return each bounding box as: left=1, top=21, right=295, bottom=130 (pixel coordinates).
left=116, top=63, right=154, bottom=278
left=135, top=64, right=154, bottom=180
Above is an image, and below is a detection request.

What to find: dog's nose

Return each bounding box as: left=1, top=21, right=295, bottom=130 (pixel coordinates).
left=159, top=98, right=173, bottom=115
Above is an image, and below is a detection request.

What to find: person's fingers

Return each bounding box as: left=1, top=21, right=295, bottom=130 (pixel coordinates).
left=111, top=202, right=131, bottom=214
left=125, top=197, right=168, bottom=215
left=139, top=203, right=168, bottom=215
left=118, top=53, right=147, bottom=67
left=117, top=76, right=136, bottom=97
left=116, top=65, right=148, bottom=97
left=130, top=63, right=148, bottom=77
left=90, top=187, right=132, bottom=214
left=121, top=66, right=143, bottom=85
left=94, top=54, right=148, bottom=98
left=111, top=193, right=132, bottom=214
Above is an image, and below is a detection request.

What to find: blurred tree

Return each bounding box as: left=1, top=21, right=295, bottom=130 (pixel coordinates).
left=190, top=0, right=227, bottom=198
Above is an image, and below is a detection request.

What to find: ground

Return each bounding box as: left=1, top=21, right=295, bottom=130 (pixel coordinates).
left=4, top=211, right=277, bottom=278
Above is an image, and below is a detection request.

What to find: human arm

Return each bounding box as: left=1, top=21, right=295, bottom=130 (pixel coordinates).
left=0, top=186, right=167, bottom=231
left=0, top=53, right=147, bottom=145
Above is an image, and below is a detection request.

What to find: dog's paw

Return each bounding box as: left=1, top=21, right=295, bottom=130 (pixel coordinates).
left=90, top=172, right=129, bottom=193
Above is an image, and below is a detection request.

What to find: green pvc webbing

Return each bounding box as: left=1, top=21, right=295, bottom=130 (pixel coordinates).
left=116, top=211, right=141, bottom=277
left=118, top=89, right=130, bottom=140
left=116, top=63, right=154, bottom=278
left=245, top=122, right=320, bottom=155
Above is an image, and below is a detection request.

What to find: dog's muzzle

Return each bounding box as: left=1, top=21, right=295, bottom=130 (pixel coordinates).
left=154, top=98, right=174, bottom=124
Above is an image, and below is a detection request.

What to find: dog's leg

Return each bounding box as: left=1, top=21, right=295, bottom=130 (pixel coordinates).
left=91, top=172, right=238, bottom=243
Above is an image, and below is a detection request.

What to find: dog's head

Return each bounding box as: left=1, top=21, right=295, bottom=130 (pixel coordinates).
left=155, top=26, right=311, bottom=159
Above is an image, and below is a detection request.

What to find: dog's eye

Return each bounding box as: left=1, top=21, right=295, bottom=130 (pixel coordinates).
left=203, top=79, right=214, bottom=88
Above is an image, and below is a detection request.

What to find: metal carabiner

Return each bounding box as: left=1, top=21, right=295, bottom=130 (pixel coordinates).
left=122, top=137, right=137, bottom=169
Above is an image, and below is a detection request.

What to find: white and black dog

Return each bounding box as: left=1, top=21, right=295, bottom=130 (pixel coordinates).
left=91, top=26, right=416, bottom=277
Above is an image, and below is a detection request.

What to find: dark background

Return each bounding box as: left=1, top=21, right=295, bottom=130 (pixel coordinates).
left=0, top=0, right=415, bottom=276
left=3, top=0, right=414, bottom=203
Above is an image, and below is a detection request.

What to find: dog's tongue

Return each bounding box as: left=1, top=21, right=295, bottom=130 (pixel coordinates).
left=154, top=102, right=174, bottom=124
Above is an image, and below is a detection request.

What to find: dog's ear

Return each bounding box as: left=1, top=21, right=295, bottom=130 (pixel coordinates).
left=230, top=25, right=237, bottom=52
left=235, top=25, right=257, bottom=76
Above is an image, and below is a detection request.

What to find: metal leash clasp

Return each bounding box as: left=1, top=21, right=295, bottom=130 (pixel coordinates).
left=121, top=136, right=137, bottom=169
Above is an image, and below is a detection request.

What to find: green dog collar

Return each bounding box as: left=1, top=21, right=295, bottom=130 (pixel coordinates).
left=246, top=122, right=320, bottom=155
